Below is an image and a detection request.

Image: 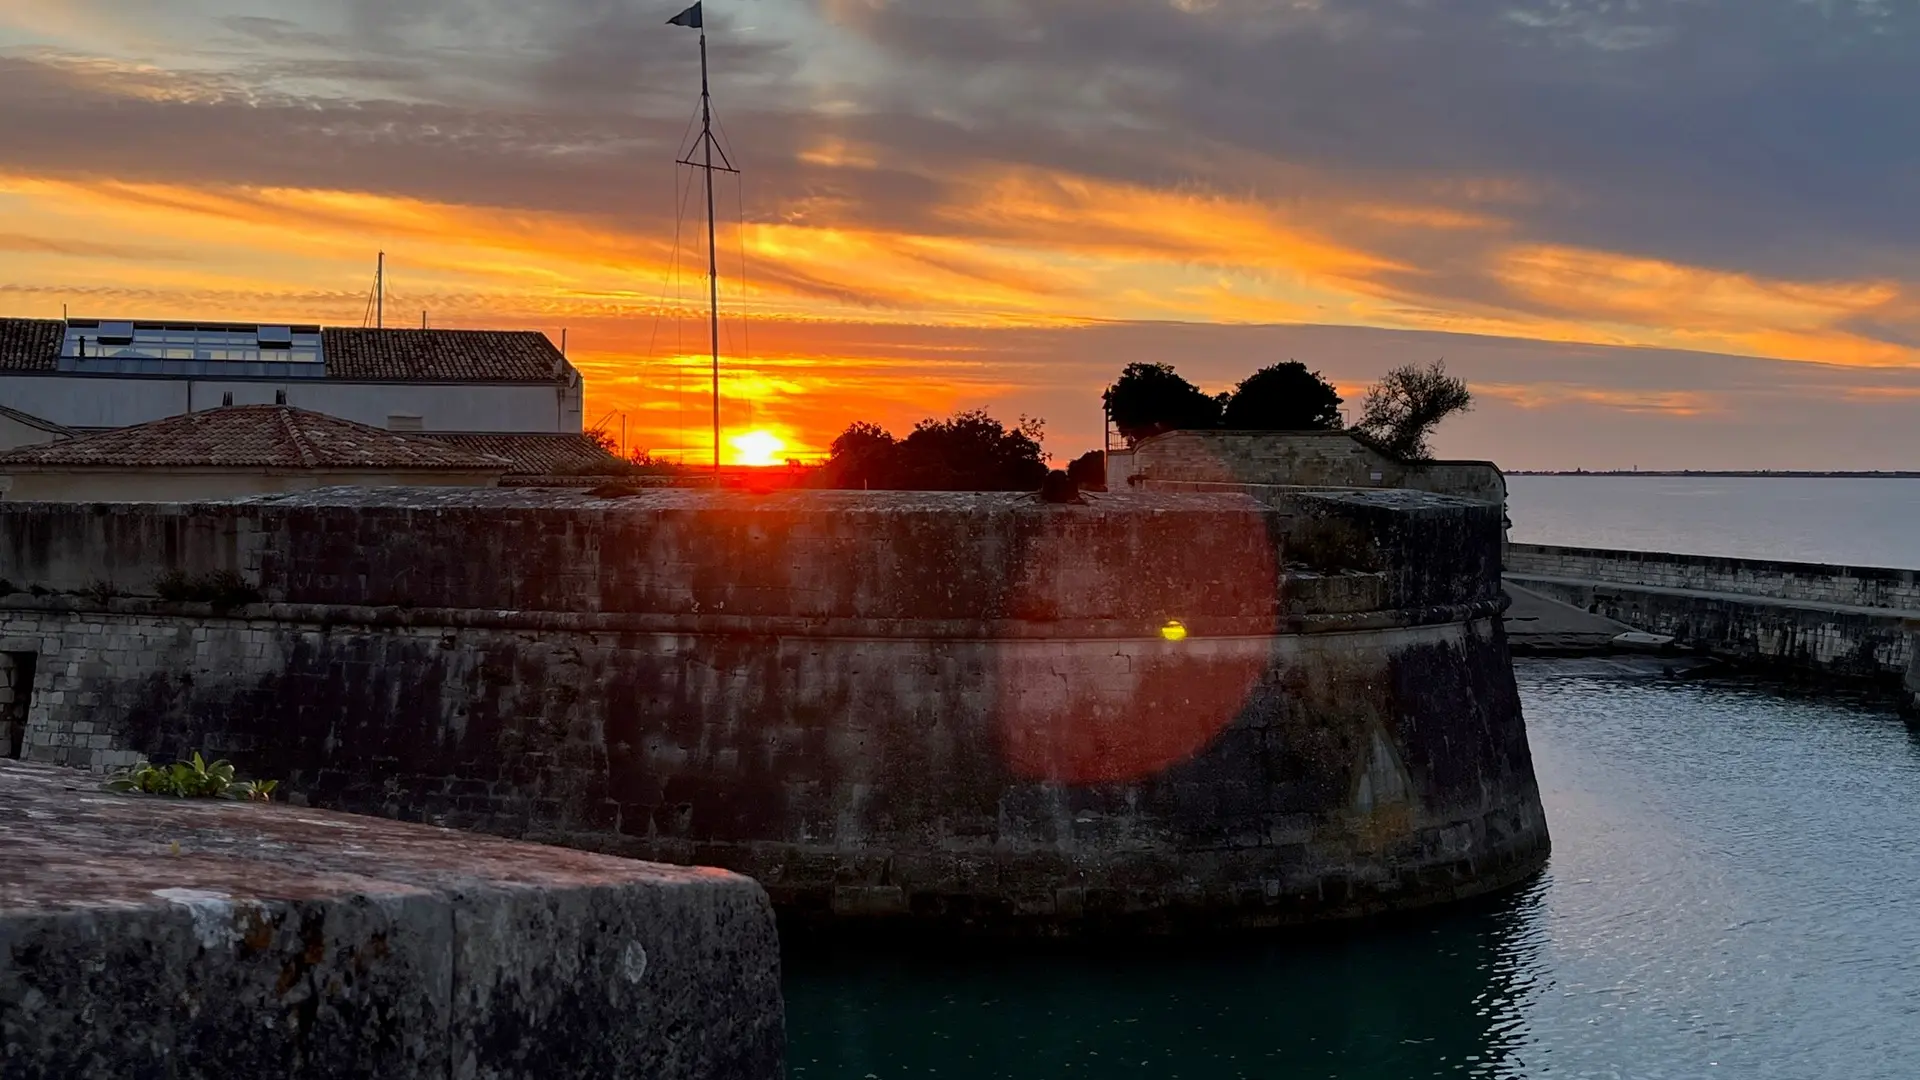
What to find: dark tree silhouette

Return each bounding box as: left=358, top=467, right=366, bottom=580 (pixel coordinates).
left=1219, top=361, right=1344, bottom=431
left=1101, top=363, right=1223, bottom=446
left=1355, top=359, right=1473, bottom=460
left=1066, top=449, right=1106, bottom=491
left=821, top=411, right=1048, bottom=490
left=820, top=421, right=899, bottom=488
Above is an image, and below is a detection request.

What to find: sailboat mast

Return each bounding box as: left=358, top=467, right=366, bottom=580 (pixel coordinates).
left=701, top=28, right=720, bottom=477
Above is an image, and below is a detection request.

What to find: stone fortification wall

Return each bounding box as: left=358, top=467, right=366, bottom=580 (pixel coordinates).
left=1, top=761, right=784, bottom=1080
left=1507, top=543, right=1920, bottom=682
left=0, top=488, right=1546, bottom=934
left=1118, top=431, right=1506, bottom=506
left=1506, top=543, right=1920, bottom=611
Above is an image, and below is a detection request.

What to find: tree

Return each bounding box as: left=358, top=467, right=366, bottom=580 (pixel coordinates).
left=1066, top=449, right=1106, bottom=491
left=1101, top=363, right=1223, bottom=446
left=819, top=410, right=1049, bottom=491
left=1355, top=359, right=1473, bottom=460
left=821, top=421, right=898, bottom=488
left=894, top=410, right=1049, bottom=491
left=1219, top=361, right=1344, bottom=431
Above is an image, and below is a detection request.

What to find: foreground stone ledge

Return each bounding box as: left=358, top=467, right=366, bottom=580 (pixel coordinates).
left=0, top=761, right=785, bottom=1080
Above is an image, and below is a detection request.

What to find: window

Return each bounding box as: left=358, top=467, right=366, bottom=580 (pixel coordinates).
left=63, top=321, right=325, bottom=364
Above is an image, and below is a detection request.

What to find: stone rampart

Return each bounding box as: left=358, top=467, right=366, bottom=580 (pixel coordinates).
left=0, top=760, right=783, bottom=1080
left=1506, top=543, right=1920, bottom=611
left=0, top=487, right=1547, bottom=934
left=1506, top=542, right=1920, bottom=682
left=1117, top=431, right=1506, bottom=506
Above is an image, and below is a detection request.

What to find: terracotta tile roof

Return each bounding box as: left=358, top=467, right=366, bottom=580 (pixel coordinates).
left=420, top=433, right=625, bottom=476
left=0, top=406, right=512, bottom=471
left=0, top=319, right=62, bottom=371
left=322, top=328, right=569, bottom=382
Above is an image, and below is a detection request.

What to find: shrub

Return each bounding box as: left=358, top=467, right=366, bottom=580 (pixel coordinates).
left=153, top=569, right=262, bottom=610
left=107, top=752, right=279, bottom=801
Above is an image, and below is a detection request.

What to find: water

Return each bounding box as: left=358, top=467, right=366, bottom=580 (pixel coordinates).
left=1504, top=475, right=1920, bottom=569
left=784, top=660, right=1920, bottom=1078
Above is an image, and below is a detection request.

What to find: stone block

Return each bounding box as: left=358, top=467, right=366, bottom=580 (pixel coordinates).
left=0, top=761, right=784, bottom=1080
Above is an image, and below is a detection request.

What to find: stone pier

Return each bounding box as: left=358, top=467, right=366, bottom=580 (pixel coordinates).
left=0, top=761, right=786, bottom=1080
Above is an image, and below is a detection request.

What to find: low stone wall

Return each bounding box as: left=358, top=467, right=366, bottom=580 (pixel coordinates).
left=1506, top=543, right=1920, bottom=683
left=1506, top=543, right=1920, bottom=611
left=0, top=760, right=784, bottom=1080
left=1117, top=431, right=1506, bottom=506
left=0, top=487, right=1548, bottom=934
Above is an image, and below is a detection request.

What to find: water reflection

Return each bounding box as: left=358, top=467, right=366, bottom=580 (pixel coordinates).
left=787, top=890, right=1539, bottom=1079
left=787, top=659, right=1920, bottom=1079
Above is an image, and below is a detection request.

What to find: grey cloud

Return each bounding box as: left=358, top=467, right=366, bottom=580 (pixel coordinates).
left=827, top=0, right=1920, bottom=281
left=8, top=0, right=1920, bottom=338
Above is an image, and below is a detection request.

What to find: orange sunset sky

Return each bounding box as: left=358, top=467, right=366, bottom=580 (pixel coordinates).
left=5, top=0, right=1920, bottom=468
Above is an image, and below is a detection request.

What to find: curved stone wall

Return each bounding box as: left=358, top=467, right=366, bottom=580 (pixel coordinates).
left=0, top=487, right=1548, bottom=934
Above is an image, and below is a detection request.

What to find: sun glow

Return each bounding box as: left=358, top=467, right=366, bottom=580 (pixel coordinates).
left=729, top=430, right=788, bottom=467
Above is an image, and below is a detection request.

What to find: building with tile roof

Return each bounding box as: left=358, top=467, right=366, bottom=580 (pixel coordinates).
left=0, top=404, right=72, bottom=453
left=0, top=317, right=584, bottom=438
left=420, top=432, right=628, bottom=484
left=0, top=405, right=510, bottom=503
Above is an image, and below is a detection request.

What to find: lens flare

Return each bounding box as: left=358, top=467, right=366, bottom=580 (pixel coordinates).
left=1160, top=620, right=1188, bottom=641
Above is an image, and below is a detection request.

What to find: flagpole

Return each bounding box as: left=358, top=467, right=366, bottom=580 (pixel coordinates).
left=671, top=2, right=736, bottom=480
left=700, top=26, right=720, bottom=479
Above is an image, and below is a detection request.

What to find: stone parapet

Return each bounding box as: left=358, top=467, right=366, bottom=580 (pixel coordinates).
left=0, top=760, right=784, bottom=1080
left=0, top=488, right=1547, bottom=934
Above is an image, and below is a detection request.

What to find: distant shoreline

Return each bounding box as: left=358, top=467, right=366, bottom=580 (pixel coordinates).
left=1507, top=471, right=1920, bottom=478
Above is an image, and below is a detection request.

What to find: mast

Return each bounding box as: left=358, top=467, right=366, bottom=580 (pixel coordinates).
left=671, top=2, right=736, bottom=478
left=701, top=29, right=719, bottom=476
left=376, top=251, right=384, bottom=329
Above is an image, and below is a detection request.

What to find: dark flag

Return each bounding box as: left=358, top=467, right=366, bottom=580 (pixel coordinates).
left=666, top=2, right=702, bottom=27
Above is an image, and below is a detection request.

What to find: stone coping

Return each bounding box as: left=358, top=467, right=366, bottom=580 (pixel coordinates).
left=0, top=593, right=1510, bottom=640
left=0, top=482, right=1483, bottom=515
left=1508, top=541, right=1920, bottom=581
left=0, top=760, right=785, bottom=1080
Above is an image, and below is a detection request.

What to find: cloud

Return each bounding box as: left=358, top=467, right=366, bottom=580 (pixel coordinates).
left=7, top=0, right=1920, bottom=469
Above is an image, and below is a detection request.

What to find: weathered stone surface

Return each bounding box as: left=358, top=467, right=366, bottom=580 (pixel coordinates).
left=1114, top=429, right=1506, bottom=506
left=0, top=761, right=785, bottom=1080
left=0, top=487, right=1549, bottom=935
left=1508, top=542, right=1920, bottom=681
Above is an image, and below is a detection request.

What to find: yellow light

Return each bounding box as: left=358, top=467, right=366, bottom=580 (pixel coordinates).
left=1160, top=620, right=1188, bottom=641
left=728, top=430, right=787, bottom=467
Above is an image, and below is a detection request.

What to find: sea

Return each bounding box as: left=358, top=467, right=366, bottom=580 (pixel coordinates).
left=1504, top=474, right=1920, bottom=569
left=783, top=477, right=1920, bottom=1079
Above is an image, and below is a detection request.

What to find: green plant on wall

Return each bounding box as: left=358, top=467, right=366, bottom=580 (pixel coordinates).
left=107, top=752, right=279, bottom=801
left=152, top=569, right=263, bottom=610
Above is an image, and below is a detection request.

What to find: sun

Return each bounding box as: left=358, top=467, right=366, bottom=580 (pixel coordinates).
left=728, top=430, right=787, bottom=467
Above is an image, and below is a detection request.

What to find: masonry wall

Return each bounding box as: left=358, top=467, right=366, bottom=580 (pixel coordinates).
left=1506, top=543, right=1920, bottom=610
left=1120, top=431, right=1506, bottom=506
left=1507, top=543, right=1920, bottom=682
left=0, top=488, right=1547, bottom=934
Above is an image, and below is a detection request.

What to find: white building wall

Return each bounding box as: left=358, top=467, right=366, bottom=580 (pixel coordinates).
left=0, top=373, right=585, bottom=434
left=0, top=412, right=66, bottom=452
left=0, top=468, right=502, bottom=503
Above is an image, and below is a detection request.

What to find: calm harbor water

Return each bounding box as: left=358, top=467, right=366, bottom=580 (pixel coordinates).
left=1504, top=475, right=1920, bottom=569
left=784, top=659, right=1920, bottom=1078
